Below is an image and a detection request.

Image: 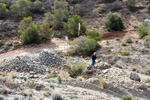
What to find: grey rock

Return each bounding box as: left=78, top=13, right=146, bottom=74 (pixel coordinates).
left=86, top=78, right=99, bottom=85
left=130, top=73, right=141, bottom=82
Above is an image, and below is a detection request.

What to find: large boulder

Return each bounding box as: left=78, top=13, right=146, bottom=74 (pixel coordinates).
left=130, top=73, right=141, bottom=82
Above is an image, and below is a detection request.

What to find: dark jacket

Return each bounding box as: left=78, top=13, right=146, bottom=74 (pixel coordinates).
left=92, top=55, right=96, bottom=60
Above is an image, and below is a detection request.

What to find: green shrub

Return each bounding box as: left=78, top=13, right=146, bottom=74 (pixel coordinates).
left=47, top=74, right=58, bottom=79
left=74, top=4, right=85, bottom=16
left=0, top=3, right=8, bottom=19
left=147, top=3, right=150, bottom=12
left=54, top=0, right=68, bottom=9
left=64, top=15, right=87, bottom=37
left=122, top=95, right=132, bottom=100
left=0, top=0, right=12, bottom=7
left=44, top=8, right=68, bottom=30
left=10, top=0, right=31, bottom=19
left=145, top=70, right=150, bottom=75
left=68, top=36, right=100, bottom=55
left=81, top=38, right=98, bottom=53
left=18, top=16, right=32, bottom=34
left=136, top=22, right=150, bottom=38
left=69, top=63, right=86, bottom=78
left=52, top=94, right=63, bottom=100
left=53, top=8, right=68, bottom=29
left=44, top=12, right=54, bottom=26
left=38, top=23, right=53, bottom=40
left=20, top=23, right=40, bottom=44
left=32, top=0, right=44, bottom=13
left=104, top=12, right=125, bottom=31
left=120, top=49, right=130, bottom=56
left=57, top=76, right=62, bottom=84
left=87, top=30, right=103, bottom=41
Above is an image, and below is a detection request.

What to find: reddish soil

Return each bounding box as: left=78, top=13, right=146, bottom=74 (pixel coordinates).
left=102, top=30, right=137, bottom=40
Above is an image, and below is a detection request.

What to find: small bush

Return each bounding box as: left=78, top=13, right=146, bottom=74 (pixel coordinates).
left=87, top=30, right=103, bottom=41
left=136, top=22, right=150, bottom=38
left=38, top=23, right=53, bottom=40
left=69, top=63, right=86, bottom=78
left=104, top=12, right=125, bottom=31
left=47, top=74, right=58, bottom=79
left=54, top=0, right=68, bottom=9
left=57, top=76, right=62, bottom=84
left=68, top=36, right=100, bottom=55
left=32, top=0, right=44, bottom=13
left=20, top=23, right=40, bottom=44
left=53, top=8, right=68, bottom=30
left=99, top=77, right=107, bottom=89
left=64, top=15, right=87, bottom=37
left=10, top=0, right=31, bottom=19
left=35, top=84, right=42, bottom=91
left=18, top=16, right=32, bottom=34
left=81, top=39, right=98, bottom=53
left=145, top=78, right=150, bottom=83
left=52, top=94, right=63, bottom=100
left=120, top=49, right=130, bottom=56
left=44, top=12, right=54, bottom=26
left=0, top=3, right=8, bottom=19
left=74, top=4, right=85, bottom=16
left=0, top=0, right=12, bottom=7
left=147, top=3, right=150, bottom=12
left=145, top=70, right=150, bottom=75
left=122, top=95, right=132, bottom=100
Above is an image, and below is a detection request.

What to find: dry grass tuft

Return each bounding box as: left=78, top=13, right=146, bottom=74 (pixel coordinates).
left=99, top=77, right=107, bottom=89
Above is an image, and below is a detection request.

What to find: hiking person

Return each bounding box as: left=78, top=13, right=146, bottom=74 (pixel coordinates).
left=91, top=52, right=96, bottom=66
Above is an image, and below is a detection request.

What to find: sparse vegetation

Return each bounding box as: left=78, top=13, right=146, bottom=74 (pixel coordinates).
left=120, top=49, right=130, bottom=56
left=104, top=12, right=125, bottom=31
left=99, top=77, right=107, bottom=89
left=0, top=3, right=8, bottom=19
left=20, top=22, right=40, bottom=44
left=122, top=95, right=132, bottom=100
left=69, top=63, right=86, bottom=78
left=47, top=74, right=58, bottom=79
left=58, top=76, right=62, bottom=84
left=64, top=15, right=87, bottom=37
left=87, top=30, right=103, bottom=41
left=32, top=0, right=44, bottom=13
left=136, top=22, right=150, bottom=39
left=68, top=36, right=100, bottom=55
left=145, top=78, right=150, bottom=83
left=147, top=3, right=150, bottom=12
left=10, top=0, right=31, bottom=19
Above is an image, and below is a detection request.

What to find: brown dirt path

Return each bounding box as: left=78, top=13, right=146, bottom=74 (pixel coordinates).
left=0, top=30, right=138, bottom=61
left=0, top=38, right=68, bottom=61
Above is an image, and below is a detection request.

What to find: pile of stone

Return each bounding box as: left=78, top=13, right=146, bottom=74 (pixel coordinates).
left=0, top=51, right=67, bottom=74
left=34, top=51, right=67, bottom=67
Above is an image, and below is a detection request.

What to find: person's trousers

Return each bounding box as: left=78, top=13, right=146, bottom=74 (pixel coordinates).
left=91, top=59, right=95, bottom=66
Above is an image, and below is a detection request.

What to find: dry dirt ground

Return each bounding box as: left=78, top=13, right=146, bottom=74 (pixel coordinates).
left=0, top=30, right=138, bottom=62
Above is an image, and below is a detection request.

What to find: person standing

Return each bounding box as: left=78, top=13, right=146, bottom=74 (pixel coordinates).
left=91, top=52, right=96, bottom=66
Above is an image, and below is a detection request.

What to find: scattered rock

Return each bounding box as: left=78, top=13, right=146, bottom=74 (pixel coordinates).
left=96, top=62, right=111, bottom=69
left=123, top=36, right=133, bottom=43
left=130, top=73, right=141, bottom=82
